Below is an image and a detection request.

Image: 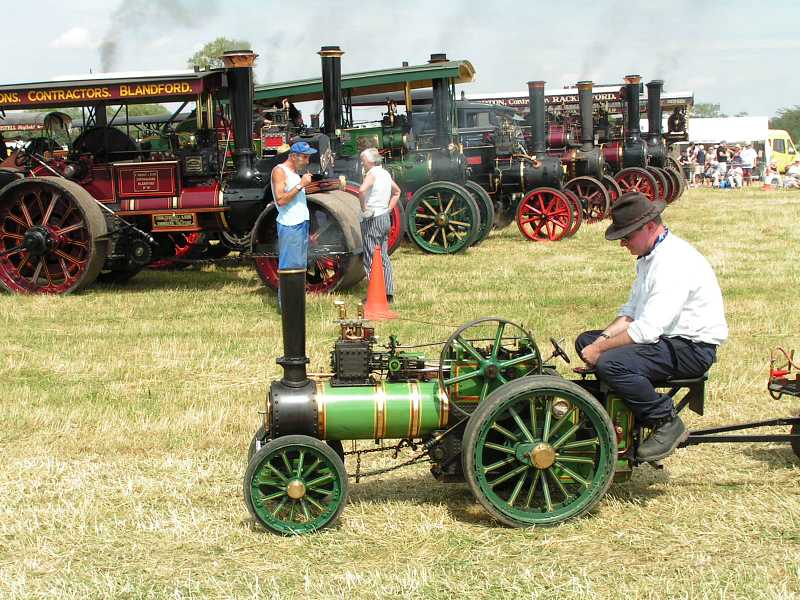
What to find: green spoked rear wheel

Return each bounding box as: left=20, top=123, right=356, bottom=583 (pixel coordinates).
left=406, top=181, right=481, bottom=254
left=244, top=435, right=348, bottom=534
left=463, top=376, right=616, bottom=527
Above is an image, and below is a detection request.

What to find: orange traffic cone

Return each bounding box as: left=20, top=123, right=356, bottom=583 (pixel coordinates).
left=363, top=245, right=396, bottom=321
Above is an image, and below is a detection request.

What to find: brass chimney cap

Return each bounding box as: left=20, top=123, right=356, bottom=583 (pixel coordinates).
left=318, top=45, right=345, bottom=58
left=577, top=80, right=593, bottom=90
left=527, top=81, right=546, bottom=89
left=624, top=74, right=642, bottom=84
left=222, top=50, right=257, bottom=68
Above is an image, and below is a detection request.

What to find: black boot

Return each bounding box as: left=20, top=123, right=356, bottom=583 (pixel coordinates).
left=637, top=415, right=688, bottom=462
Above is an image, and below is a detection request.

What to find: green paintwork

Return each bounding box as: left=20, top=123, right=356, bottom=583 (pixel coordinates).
left=471, top=380, right=616, bottom=525
left=606, top=395, right=634, bottom=473
left=385, top=154, right=432, bottom=190
left=339, top=126, right=407, bottom=158
left=320, top=380, right=444, bottom=440
left=253, top=60, right=476, bottom=105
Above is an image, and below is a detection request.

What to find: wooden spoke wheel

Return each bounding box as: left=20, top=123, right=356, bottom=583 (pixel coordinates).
left=515, top=187, right=574, bottom=242
left=438, top=317, right=542, bottom=418
left=0, top=177, right=108, bottom=294
left=406, top=181, right=482, bottom=254
left=664, top=167, right=685, bottom=203
left=614, top=167, right=658, bottom=201
left=564, top=176, right=611, bottom=224
left=463, top=180, right=495, bottom=246
left=253, top=190, right=364, bottom=293
left=562, top=189, right=583, bottom=237
left=602, top=175, right=623, bottom=208
left=244, top=434, right=349, bottom=535
left=462, top=376, right=617, bottom=527
left=646, top=167, right=669, bottom=202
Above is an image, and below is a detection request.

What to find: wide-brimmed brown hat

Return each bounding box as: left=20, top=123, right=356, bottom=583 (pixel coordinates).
left=605, top=192, right=666, bottom=240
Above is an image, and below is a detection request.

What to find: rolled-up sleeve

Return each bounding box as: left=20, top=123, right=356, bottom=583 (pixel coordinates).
left=626, top=261, right=690, bottom=343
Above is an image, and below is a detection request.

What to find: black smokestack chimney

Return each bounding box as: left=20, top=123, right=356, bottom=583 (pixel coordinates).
left=527, top=81, right=546, bottom=154
left=318, top=46, right=344, bottom=139
left=624, top=74, right=642, bottom=141
left=429, top=53, right=451, bottom=148
left=222, top=50, right=257, bottom=181
left=646, top=79, right=664, bottom=136
left=277, top=270, right=309, bottom=387
left=577, top=80, right=594, bottom=152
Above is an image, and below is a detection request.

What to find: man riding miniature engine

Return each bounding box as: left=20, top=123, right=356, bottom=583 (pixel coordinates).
left=575, top=192, right=728, bottom=462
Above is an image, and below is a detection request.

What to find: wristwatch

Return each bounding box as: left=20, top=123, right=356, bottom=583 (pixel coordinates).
left=295, top=183, right=303, bottom=191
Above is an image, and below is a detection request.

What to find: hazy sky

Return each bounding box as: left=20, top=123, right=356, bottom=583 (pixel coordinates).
left=4, top=0, right=799, bottom=117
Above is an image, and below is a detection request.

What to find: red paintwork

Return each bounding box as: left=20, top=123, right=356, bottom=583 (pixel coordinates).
left=114, top=162, right=179, bottom=198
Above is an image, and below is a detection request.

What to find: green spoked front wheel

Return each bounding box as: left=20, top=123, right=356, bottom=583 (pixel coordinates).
left=463, top=376, right=616, bottom=527
left=244, top=435, right=348, bottom=534
left=406, top=181, right=481, bottom=254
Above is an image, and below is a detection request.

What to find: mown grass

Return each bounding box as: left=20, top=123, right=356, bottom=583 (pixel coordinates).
left=0, top=188, right=799, bottom=599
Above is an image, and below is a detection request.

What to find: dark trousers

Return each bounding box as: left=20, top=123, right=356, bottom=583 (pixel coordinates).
left=575, top=330, right=716, bottom=424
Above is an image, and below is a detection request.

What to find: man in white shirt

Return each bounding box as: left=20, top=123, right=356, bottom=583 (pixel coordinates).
left=739, top=143, right=758, bottom=185
left=576, top=193, right=728, bottom=462
left=358, top=148, right=401, bottom=302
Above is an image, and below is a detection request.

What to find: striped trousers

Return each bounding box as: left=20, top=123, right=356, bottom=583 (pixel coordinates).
left=360, top=212, right=394, bottom=295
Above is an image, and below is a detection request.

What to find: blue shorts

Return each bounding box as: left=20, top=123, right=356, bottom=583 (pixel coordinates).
left=277, top=221, right=309, bottom=270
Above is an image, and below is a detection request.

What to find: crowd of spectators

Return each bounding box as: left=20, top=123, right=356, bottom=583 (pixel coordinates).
left=679, top=142, right=799, bottom=190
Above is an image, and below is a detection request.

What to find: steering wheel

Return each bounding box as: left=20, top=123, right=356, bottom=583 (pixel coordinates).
left=549, top=337, right=570, bottom=363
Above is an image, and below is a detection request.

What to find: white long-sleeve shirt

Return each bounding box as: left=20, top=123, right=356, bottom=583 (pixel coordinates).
left=619, top=233, right=728, bottom=346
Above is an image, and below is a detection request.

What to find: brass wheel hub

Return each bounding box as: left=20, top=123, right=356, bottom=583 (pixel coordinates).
left=435, top=214, right=448, bottom=226
left=529, top=443, right=556, bottom=469
left=286, top=479, right=306, bottom=499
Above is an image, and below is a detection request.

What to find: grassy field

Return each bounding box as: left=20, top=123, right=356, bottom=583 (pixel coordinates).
left=1, top=188, right=799, bottom=599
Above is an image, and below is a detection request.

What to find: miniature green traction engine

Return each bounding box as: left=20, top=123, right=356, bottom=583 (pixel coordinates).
left=242, top=269, right=684, bottom=534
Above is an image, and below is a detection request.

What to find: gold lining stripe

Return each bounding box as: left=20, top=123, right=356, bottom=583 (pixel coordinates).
left=278, top=268, right=306, bottom=274
left=374, top=383, right=387, bottom=439
left=438, top=388, right=449, bottom=428
left=408, top=382, right=421, bottom=438
left=314, top=380, right=326, bottom=439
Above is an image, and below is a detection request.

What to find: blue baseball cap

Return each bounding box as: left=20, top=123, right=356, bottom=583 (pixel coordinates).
left=290, top=141, right=317, bottom=155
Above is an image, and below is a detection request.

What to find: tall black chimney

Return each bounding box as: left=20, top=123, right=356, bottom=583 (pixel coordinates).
left=277, top=270, right=309, bottom=387
left=318, top=46, right=344, bottom=138
left=527, top=81, right=546, bottom=155
left=222, top=50, right=257, bottom=182
left=577, top=81, right=594, bottom=152
left=646, top=79, right=664, bottom=136
left=429, top=53, right=451, bottom=148
left=624, top=74, right=642, bottom=141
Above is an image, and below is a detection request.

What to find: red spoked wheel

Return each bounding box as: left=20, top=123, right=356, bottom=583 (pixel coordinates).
left=652, top=167, right=676, bottom=202
left=564, top=176, right=611, bottom=223
left=515, top=187, right=574, bottom=242
left=0, top=177, right=108, bottom=294
left=252, top=190, right=364, bottom=293
left=602, top=175, right=623, bottom=208
left=562, top=189, right=583, bottom=237
left=148, top=232, right=204, bottom=270
left=614, top=167, right=658, bottom=201
left=647, top=167, right=669, bottom=202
